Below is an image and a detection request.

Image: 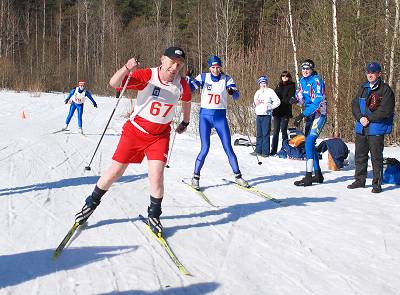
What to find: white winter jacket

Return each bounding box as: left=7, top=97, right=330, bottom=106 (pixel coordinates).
left=253, top=87, right=281, bottom=115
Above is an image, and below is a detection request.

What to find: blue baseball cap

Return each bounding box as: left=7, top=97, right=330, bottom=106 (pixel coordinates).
left=257, top=75, right=268, bottom=84
left=207, top=55, right=222, bottom=68
left=367, top=62, right=382, bottom=73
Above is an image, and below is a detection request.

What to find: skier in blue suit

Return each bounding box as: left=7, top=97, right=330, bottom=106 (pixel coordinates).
left=63, top=80, right=97, bottom=134
left=186, top=55, right=249, bottom=190
left=292, top=59, right=327, bottom=186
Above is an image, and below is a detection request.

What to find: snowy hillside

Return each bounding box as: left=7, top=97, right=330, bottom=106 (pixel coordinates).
left=0, top=90, right=399, bottom=295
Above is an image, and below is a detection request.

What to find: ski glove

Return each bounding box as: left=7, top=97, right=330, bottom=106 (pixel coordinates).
left=293, top=113, right=305, bottom=128
left=227, top=88, right=239, bottom=100
left=64, top=99, right=70, bottom=104
left=93, top=103, right=98, bottom=108
left=176, top=121, right=189, bottom=134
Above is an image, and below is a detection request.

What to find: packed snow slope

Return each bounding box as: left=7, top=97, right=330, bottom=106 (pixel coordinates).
left=0, top=90, right=399, bottom=295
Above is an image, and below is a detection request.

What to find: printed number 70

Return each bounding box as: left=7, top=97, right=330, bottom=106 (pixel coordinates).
left=208, top=94, right=221, bottom=104
left=150, top=101, right=174, bottom=117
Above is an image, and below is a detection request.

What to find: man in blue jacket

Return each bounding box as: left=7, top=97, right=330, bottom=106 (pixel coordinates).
left=348, top=62, right=395, bottom=193
left=292, top=59, right=327, bottom=186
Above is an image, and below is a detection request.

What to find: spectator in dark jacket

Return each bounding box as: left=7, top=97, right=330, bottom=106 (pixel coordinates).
left=347, top=61, right=395, bottom=193
left=271, top=71, right=296, bottom=155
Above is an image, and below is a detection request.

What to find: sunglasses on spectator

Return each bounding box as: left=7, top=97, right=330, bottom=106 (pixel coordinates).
left=302, top=66, right=311, bottom=70
left=281, top=75, right=289, bottom=78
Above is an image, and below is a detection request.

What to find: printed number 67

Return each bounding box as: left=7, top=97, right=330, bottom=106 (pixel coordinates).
left=150, top=101, right=174, bottom=117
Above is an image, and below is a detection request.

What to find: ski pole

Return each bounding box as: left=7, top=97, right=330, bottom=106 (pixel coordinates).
left=165, top=105, right=182, bottom=168
left=165, top=128, right=177, bottom=168
left=247, top=133, right=262, bottom=165
left=232, top=100, right=262, bottom=165
left=84, top=74, right=132, bottom=171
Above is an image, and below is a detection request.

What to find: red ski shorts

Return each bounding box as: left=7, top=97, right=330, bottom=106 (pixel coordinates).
left=112, top=121, right=170, bottom=163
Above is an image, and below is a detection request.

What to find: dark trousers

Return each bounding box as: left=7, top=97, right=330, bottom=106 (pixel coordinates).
left=255, top=115, right=271, bottom=156
left=354, top=134, right=384, bottom=186
left=271, top=116, right=289, bottom=154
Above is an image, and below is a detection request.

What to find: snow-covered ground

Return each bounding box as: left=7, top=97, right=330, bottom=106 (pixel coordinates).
left=0, top=90, right=399, bottom=295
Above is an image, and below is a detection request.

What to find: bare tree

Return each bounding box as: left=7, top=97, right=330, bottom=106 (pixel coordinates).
left=84, top=0, right=89, bottom=75
left=57, top=0, right=62, bottom=75
left=168, top=0, right=174, bottom=44
left=332, top=0, right=339, bottom=136
left=383, top=0, right=390, bottom=73
left=197, top=1, right=203, bottom=71
left=214, top=1, right=220, bottom=56
left=76, top=0, right=80, bottom=81
left=287, top=0, right=299, bottom=84
left=42, top=0, right=46, bottom=65
left=101, top=0, right=105, bottom=79
left=153, top=0, right=162, bottom=62
left=388, top=0, right=399, bottom=87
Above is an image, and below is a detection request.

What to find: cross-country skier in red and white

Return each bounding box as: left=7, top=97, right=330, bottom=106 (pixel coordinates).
left=63, top=80, right=97, bottom=134
left=74, top=47, right=192, bottom=237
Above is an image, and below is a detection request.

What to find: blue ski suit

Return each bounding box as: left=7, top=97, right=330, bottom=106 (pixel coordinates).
left=187, top=72, right=241, bottom=175
left=65, top=87, right=97, bottom=129
left=295, top=72, right=327, bottom=172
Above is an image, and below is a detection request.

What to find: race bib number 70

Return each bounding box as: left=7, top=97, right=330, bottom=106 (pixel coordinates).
left=208, top=93, right=220, bottom=105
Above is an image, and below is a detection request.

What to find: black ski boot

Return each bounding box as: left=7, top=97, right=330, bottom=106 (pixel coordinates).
left=347, top=180, right=365, bottom=189
left=294, top=172, right=313, bottom=187
left=75, top=186, right=106, bottom=225
left=311, top=170, right=324, bottom=184
left=75, top=195, right=101, bottom=225
left=147, top=196, right=163, bottom=237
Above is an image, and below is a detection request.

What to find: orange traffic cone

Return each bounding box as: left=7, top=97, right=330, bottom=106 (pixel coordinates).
left=21, top=111, right=26, bottom=119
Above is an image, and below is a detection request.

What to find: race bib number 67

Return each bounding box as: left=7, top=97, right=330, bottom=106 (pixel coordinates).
left=149, top=101, right=174, bottom=117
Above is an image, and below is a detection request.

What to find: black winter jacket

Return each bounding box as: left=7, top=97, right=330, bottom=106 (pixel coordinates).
left=273, top=81, right=296, bottom=118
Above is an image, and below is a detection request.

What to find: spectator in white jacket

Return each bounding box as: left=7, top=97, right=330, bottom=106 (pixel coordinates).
left=252, top=75, right=281, bottom=157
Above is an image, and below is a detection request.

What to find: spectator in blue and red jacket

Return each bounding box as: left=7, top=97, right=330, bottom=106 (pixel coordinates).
left=348, top=61, right=395, bottom=193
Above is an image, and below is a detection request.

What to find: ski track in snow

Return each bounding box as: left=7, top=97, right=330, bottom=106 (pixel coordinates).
left=1, top=91, right=400, bottom=295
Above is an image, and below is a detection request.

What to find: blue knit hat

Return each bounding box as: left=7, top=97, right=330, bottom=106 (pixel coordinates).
left=207, top=55, right=222, bottom=68
left=257, top=75, right=268, bottom=84
left=367, top=61, right=382, bottom=73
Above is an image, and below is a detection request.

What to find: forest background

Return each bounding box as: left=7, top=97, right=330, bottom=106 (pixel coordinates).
left=0, top=0, right=399, bottom=143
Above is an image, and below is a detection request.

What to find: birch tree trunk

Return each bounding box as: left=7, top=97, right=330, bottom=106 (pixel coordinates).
left=169, top=0, right=174, bottom=45
left=84, top=0, right=88, bottom=75
left=383, top=0, right=390, bottom=73
left=69, top=17, right=72, bottom=83
left=356, top=0, right=361, bottom=61
left=42, top=0, right=46, bottom=65
left=197, top=1, right=203, bottom=71
left=388, top=0, right=399, bottom=88
left=214, top=1, right=220, bottom=56
left=35, top=9, right=39, bottom=69
left=58, top=0, right=61, bottom=76
left=287, top=0, right=299, bottom=84
left=223, top=0, right=236, bottom=66
left=101, top=0, right=105, bottom=79
left=154, top=0, right=161, bottom=63
left=332, top=0, right=339, bottom=137
left=0, top=0, right=3, bottom=56
left=76, top=1, right=80, bottom=81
